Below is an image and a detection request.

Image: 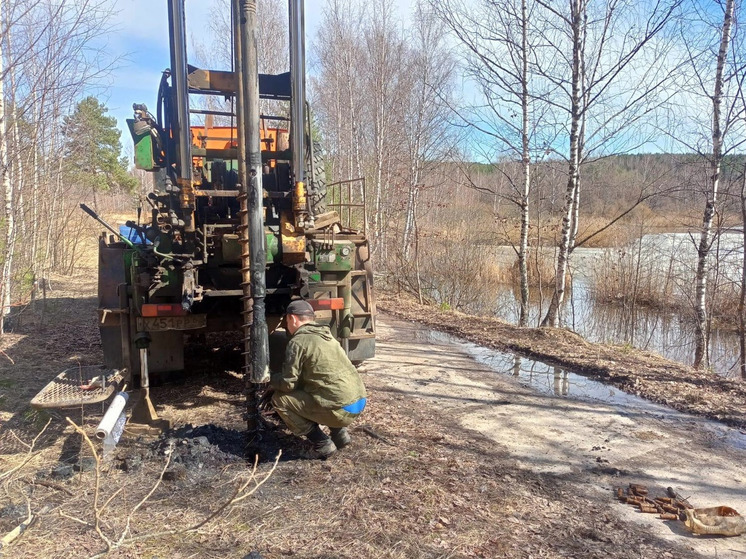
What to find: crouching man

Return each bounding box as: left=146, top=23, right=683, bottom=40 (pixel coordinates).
left=269, top=300, right=367, bottom=457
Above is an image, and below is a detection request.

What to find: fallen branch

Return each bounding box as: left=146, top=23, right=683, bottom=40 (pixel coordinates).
left=86, top=451, right=281, bottom=559
left=20, top=477, right=74, bottom=496
left=116, top=445, right=173, bottom=544
left=61, top=417, right=283, bottom=559
left=0, top=348, right=14, bottom=364
left=65, top=417, right=112, bottom=552
left=0, top=418, right=52, bottom=482
left=59, top=510, right=94, bottom=527
left=360, top=425, right=394, bottom=446
left=0, top=505, right=50, bottom=550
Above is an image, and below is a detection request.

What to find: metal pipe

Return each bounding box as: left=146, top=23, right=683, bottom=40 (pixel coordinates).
left=289, top=0, right=305, bottom=186
left=239, top=0, right=269, bottom=384
left=167, top=0, right=194, bottom=231
left=305, top=102, right=316, bottom=221
left=232, top=0, right=253, bottom=431
left=189, top=109, right=236, bottom=117
left=139, top=347, right=150, bottom=391
left=167, top=0, right=191, bottom=187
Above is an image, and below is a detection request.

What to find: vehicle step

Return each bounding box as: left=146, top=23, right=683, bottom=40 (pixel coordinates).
left=31, top=366, right=124, bottom=409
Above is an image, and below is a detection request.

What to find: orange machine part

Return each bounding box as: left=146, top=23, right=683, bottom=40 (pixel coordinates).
left=190, top=122, right=288, bottom=175
left=308, top=298, right=345, bottom=311
left=141, top=303, right=187, bottom=317
left=190, top=125, right=287, bottom=151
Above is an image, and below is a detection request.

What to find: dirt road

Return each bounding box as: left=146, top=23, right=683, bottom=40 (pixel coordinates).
left=2, top=275, right=746, bottom=558
left=371, top=316, right=746, bottom=559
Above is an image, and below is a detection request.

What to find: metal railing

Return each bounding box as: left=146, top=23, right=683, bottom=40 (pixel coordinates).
left=327, top=177, right=367, bottom=234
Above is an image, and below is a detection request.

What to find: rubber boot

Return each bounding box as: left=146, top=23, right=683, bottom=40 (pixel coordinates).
left=305, top=425, right=337, bottom=457
left=329, top=427, right=351, bottom=449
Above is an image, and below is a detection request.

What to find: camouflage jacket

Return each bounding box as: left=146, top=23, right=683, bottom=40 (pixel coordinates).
left=270, top=322, right=367, bottom=409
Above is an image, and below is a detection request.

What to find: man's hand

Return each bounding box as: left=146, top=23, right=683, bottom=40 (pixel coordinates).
left=258, top=386, right=275, bottom=411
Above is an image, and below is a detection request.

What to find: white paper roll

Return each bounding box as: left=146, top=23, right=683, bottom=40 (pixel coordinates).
left=95, top=392, right=129, bottom=439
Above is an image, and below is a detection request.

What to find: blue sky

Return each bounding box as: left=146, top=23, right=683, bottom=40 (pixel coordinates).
left=103, top=1, right=215, bottom=151
left=102, top=0, right=413, bottom=156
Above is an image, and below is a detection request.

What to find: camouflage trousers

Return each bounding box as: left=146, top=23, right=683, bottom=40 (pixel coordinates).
left=272, top=390, right=359, bottom=436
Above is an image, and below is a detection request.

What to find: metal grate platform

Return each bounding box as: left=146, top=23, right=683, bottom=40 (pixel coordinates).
left=30, top=365, right=124, bottom=409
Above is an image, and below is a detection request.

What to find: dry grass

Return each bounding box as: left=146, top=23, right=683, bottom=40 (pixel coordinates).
left=1, top=271, right=705, bottom=559
left=589, top=246, right=683, bottom=311
left=588, top=238, right=744, bottom=333
left=710, top=282, right=743, bottom=329
left=509, top=250, right=559, bottom=288
left=492, top=211, right=694, bottom=249
left=385, top=234, right=511, bottom=311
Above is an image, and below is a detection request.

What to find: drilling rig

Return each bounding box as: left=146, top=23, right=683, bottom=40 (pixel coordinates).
left=87, top=0, right=375, bottom=434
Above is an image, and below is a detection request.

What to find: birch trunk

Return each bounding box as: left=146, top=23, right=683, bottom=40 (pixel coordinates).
left=30, top=101, right=40, bottom=284
left=402, top=180, right=417, bottom=258
left=738, top=167, right=746, bottom=380
left=372, top=114, right=385, bottom=255
left=6, top=31, right=23, bottom=266
left=542, top=0, right=583, bottom=328
left=517, top=0, right=530, bottom=327
left=0, top=0, right=15, bottom=334
left=693, top=0, right=733, bottom=369
left=402, top=94, right=423, bottom=259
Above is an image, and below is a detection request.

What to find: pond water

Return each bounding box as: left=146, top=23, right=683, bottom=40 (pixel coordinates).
left=475, top=232, right=744, bottom=378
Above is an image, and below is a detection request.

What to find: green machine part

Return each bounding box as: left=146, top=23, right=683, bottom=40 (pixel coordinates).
left=214, top=232, right=278, bottom=264
left=310, top=241, right=357, bottom=338
left=313, top=241, right=354, bottom=272
left=266, top=232, right=279, bottom=263
left=127, top=119, right=155, bottom=171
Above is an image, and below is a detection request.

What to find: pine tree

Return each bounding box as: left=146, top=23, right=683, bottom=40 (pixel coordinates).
left=62, top=97, right=136, bottom=200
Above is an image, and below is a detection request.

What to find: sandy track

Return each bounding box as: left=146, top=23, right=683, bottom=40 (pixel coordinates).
left=370, top=315, right=746, bottom=559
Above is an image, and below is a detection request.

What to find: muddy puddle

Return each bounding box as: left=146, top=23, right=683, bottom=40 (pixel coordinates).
left=415, top=328, right=746, bottom=452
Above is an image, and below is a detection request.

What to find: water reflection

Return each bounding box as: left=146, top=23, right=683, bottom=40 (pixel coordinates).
left=554, top=367, right=569, bottom=396
left=476, top=237, right=743, bottom=378
left=461, top=339, right=665, bottom=410
left=415, top=328, right=746, bottom=451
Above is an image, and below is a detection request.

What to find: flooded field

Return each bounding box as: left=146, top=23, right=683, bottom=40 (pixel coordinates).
left=478, top=232, right=744, bottom=377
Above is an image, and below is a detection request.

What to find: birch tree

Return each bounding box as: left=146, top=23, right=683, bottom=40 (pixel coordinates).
left=0, top=0, right=117, bottom=330
left=364, top=0, right=408, bottom=257
left=312, top=0, right=412, bottom=259
left=431, top=0, right=550, bottom=326
left=737, top=34, right=746, bottom=380
left=0, top=0, right=13, bottom=333
left=537, top=0, right=683, bottom=327
left=311, top=0, right=367, bottom=184
left=400, top=3, right=457, bottom=260
left=692, top=0, right=736, bottom=369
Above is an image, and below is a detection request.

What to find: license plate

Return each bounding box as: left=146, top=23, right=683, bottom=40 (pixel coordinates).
left=136, top=315, right=207, bottom=331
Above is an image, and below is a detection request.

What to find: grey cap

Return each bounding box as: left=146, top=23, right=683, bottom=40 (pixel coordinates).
left=286, top=299, right=315, bottom=317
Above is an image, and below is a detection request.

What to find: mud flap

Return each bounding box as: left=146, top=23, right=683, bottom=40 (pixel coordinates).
left=98, top=238, right=127, bottom=371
